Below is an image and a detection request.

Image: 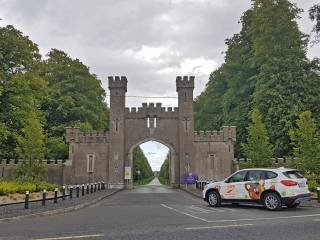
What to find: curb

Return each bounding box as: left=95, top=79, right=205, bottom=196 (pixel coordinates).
left=180, top=187, right=202, bottom=199
left=0, top=189, right=121, bottom=222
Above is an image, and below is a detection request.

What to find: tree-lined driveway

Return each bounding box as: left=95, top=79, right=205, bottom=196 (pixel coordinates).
left=0, top=181, right=319, bottom=240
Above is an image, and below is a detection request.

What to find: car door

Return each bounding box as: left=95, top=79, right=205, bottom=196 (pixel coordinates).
left=220, top=170, right=247, bottom=199
left=244, top=170, right=266, bottom=200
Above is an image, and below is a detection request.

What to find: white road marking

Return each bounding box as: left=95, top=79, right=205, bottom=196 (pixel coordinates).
left=312, top=219, right=320, bottom=222
left=185, top=223, right=254, bottom=230
left=190, top=205, right=224, bottom=213
left=161, top=204, right=210, bottom=222
left=207, top=214, right=320, bottom=223
left=33, top=233, right=104, bottom=240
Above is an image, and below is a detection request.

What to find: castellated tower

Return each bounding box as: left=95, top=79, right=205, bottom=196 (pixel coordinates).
left=176, top=76, right=195, bottom=179
left=108, top=76, right=127, bottom=188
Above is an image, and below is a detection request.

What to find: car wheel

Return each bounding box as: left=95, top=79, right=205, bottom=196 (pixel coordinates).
left=208, top=191, right=221, bottom=207
left=264, top=192, right=282, bottom=211
left=287, top=202, right=300, bottom=209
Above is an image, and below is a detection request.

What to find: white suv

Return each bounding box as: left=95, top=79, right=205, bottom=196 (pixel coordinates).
left=203, top=168, right=311, bottom=211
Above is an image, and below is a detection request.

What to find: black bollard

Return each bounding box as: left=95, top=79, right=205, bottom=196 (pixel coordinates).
left=82, top=184, right=85, bottom=196
left=70, top=186, right=73, bottom=199
left=24, top=191, right=29, bottom=209
left=86, top=184, right=89, bottom=194
left=54, top=188, right=58, bottom=203
left=98, top=182, right=101, bottom=191
left=76, top=185, right=80, bottom=198
left=317, top=187, right=320, bottom=203
left=102, top=181, right=105, bottom=190
left=90, top=184, right=93, bottom=193
left=62, top=186, right=66, bottom=200
left=42, top=190, right=47, bottom=206
left=94, top=183, right=97, bottom=192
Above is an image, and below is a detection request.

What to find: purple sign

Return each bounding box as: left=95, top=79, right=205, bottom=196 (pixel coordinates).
left=182, top=172, right=198, bottom=184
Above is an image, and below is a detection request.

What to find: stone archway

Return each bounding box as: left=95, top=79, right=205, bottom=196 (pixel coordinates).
left=65, top=76, right=236, bottom=189
left=127, top=138, right=176, bottom=188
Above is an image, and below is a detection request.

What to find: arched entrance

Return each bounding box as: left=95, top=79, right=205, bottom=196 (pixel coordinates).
left=65, top=76, right=236, bottom=188
left=127, top=138, right=176, bottom=188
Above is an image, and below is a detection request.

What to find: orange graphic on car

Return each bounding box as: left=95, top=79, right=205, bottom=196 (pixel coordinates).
left=226, top=185, right=235, bottom=193
left=245, top=181, right=265, bottom=200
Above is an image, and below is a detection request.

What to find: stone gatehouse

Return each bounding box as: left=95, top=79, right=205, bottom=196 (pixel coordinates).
left=65, top=76, right=237, bottom=189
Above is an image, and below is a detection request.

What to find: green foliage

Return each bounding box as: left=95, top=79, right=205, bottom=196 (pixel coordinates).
left=309, top=4, right=320, bottom=42
left=0, top=25, right=40, bottom=78
left=289, top=111, right=320, bottom=175
left=194, top=0, right=320, bottom=158
left=45, top=136, right=68, bottom=160
left=34, top=181, right=59, bottom=192
left=0, top=180, right=58, bottom=195
left=133, top=176, right=154, bottom=186
left=132, top=146, right=153, bottom=181
left=0, top=181, right=36, bottom=195
left=40, top=49, right=109, bottom=138
left=159, top=157, right=169, bottom=185
left=242, top=109, right=273, bottom=167
left=0, top=25, right=109, bottom=164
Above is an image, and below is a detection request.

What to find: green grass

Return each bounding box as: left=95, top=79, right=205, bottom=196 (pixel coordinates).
left=158, top=177, right=170, bottom=185
left=133, top=176, right=155, bottom=186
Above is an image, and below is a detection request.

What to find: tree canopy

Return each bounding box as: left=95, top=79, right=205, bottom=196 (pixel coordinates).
left=0, top=24, right=109, bottom=161
left=194, top=0, right=320, bottom=158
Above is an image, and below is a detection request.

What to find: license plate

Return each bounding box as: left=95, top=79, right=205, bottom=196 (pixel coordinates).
left=298, top=182, right=306, bottom=188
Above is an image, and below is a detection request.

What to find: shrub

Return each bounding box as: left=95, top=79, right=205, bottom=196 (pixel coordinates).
left=35, top=181, right=58, bottom=192
left=0, top=181, right=36, bottom=195
left=0, top=181, right=59, bottom=196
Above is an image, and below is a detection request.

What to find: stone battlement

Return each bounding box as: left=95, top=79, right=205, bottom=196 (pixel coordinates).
left=108, top=76, right=127, bottom=91
left=65, top=127, right=109, bottom=143
left=125, top=103, right=178, bottom=118
left=194, top=126, right=236, bottom=142
left=176, top=76, right=195, bottom=91
left=0, top=159, right=68, bottom=165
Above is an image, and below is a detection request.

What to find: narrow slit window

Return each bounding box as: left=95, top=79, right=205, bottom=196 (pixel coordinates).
left=147, top=117, right=150, bottom=128
left=87, top=154, right=95, bottom=173
left=115, top=118, right=119, bottom=132
left=154, top=117, right=157, bottom=128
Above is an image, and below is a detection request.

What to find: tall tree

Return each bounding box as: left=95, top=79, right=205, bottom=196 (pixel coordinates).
left=0, top=72, right=47, bottom=158
left=249, top=0, right=320, bottom=156
left=41, top=49, right=109, bottom=137
left=242, top=109, right=273, bottom=167
left=289, top=111, right=320, bottom=175
left=132, top=146, right=153, bottom=181
left=195, top=0, right=320, bottom=158
left=309, top=4, right=320, bottom=43
left=15, top=108, right=46, bottom=181
left=0, top=25, right=40, bottom=79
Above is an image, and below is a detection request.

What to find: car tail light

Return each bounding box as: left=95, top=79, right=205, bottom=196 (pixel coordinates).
left=281, top=180, right=298, bottom=186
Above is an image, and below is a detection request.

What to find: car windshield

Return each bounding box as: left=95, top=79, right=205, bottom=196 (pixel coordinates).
left=283, top=171, right=304, bottom=179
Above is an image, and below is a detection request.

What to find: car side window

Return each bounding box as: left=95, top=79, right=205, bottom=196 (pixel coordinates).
left=264, top=171, right=278, bottom=179
left=247, top=170, right=264, bottom=181
left=228, top=171, right=247, bottom=183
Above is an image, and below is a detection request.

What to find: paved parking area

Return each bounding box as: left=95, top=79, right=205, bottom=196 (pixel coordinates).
left=0, top=183, right=319, bottom=240
left=161, top=202, right=320, bottom=224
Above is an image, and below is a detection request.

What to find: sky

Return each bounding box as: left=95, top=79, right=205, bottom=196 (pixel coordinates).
left=0, top=0, right=319, bottom=171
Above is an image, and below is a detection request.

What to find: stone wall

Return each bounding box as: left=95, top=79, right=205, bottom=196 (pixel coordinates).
left=0, top=159, right=71, bottom=185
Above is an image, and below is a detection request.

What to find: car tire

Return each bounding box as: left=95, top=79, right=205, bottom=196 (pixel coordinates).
left=287, top=202, right=300, bottom=209
left=207, top=191, right=221, bottom=207
left=263, top=192, right=282, bottom=211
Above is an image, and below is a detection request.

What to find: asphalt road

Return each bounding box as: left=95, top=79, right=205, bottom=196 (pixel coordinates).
left=0, top=178, right=319, bottom=240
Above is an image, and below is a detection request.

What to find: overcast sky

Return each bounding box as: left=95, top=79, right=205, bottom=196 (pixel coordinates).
left=0, top=0, right=319, bottom=170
